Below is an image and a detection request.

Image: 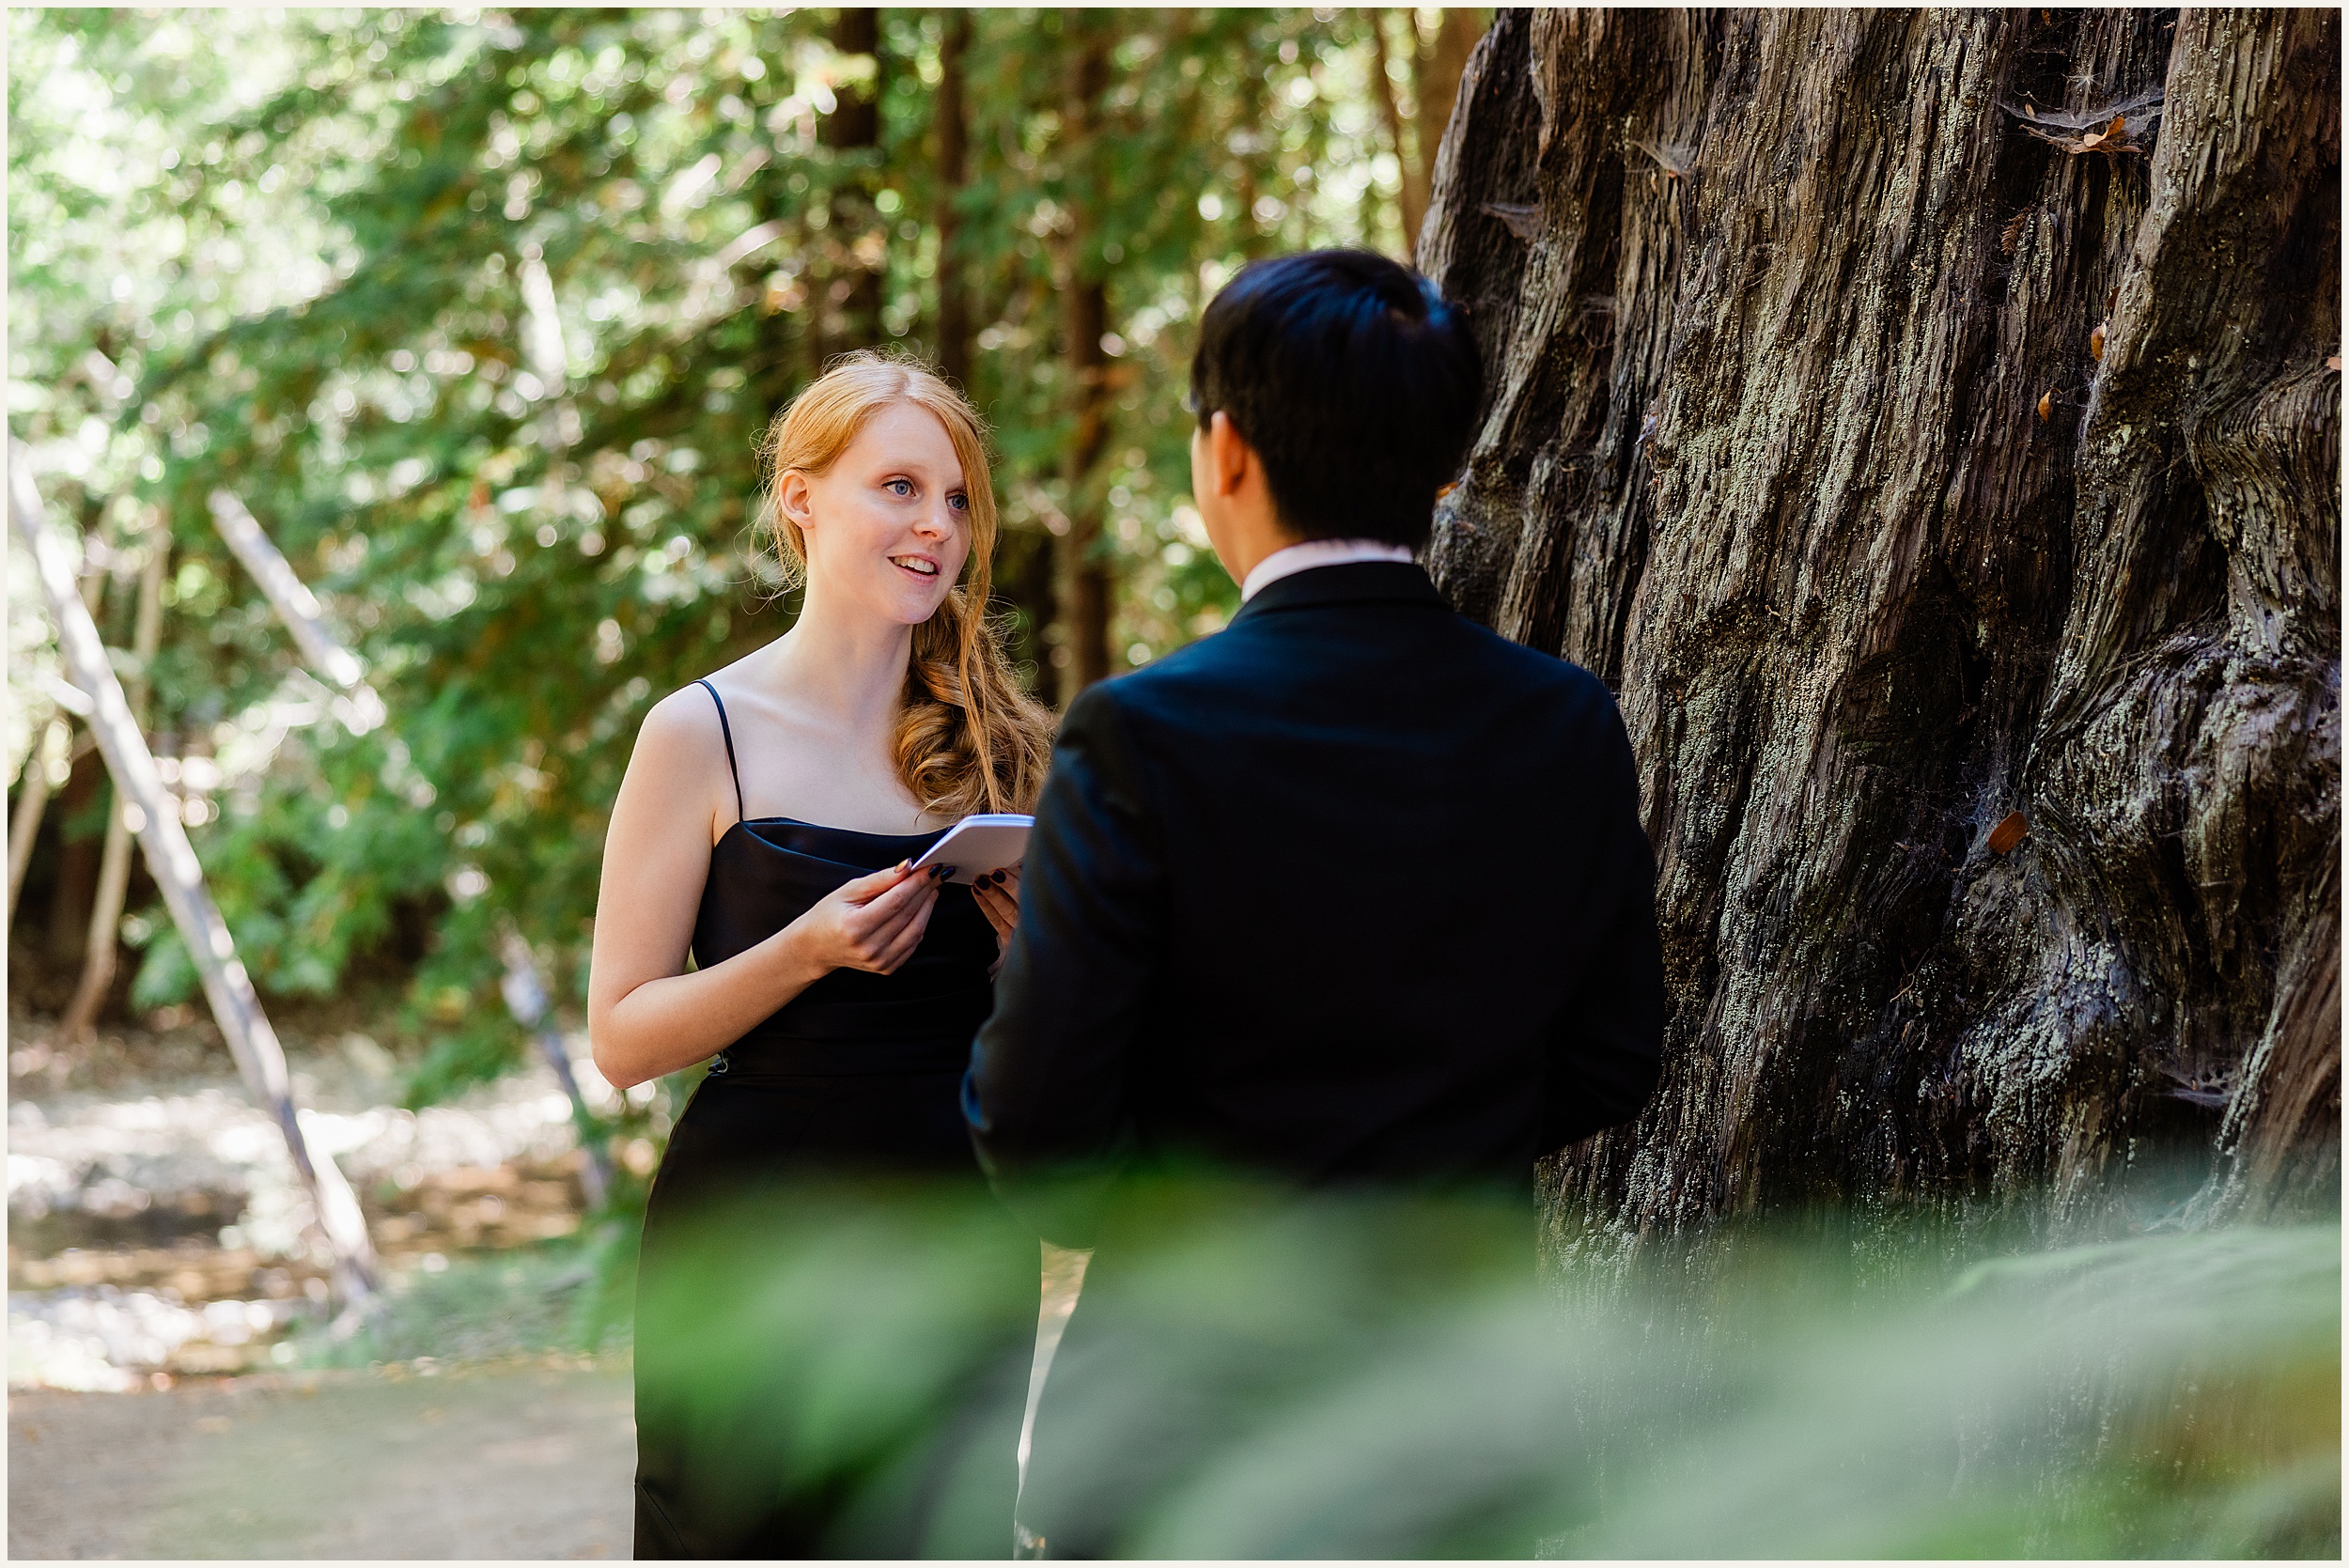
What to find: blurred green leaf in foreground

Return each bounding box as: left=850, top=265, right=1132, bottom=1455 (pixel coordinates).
left=623, top=1172, right=2340, bottom=1558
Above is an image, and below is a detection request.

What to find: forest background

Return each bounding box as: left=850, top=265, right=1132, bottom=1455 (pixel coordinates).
left=7, top=6, right=1487, bottom=1115
left=7, top=13, right=2335, bottom=1552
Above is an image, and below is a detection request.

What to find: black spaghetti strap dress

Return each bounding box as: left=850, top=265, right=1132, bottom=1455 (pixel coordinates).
left=631, top=679, right=1029, bottom=1559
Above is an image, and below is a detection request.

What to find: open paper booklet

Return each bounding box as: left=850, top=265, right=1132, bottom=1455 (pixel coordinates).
left=909, top=814, right=1033, bottom=884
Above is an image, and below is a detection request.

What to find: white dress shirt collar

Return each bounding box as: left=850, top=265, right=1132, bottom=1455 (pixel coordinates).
left=1238, top=537, right=1416, bottom=602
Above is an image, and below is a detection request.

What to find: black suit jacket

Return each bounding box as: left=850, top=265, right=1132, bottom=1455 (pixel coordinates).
left=964, top=561, right=1663, bottom=1225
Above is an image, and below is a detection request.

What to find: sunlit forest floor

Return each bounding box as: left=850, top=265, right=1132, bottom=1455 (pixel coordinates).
left=7, top=976, right=641, bottom=1556
left=9, top=1356, right=631, bottom=1557
left=7, top=1001, right=617, bottom=1382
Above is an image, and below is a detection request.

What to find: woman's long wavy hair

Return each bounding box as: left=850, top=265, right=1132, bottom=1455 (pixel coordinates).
left=758, top=351, right=1056, bottom=817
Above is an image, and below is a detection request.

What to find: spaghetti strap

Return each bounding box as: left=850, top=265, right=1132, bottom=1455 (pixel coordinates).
left=696, top=678, right=747, bottom=825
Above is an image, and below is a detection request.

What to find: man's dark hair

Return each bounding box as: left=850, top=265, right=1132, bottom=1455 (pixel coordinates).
left=1189, top=249, right=1482, bottom=551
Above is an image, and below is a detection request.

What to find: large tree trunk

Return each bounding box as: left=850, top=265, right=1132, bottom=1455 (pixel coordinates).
left=1419, top=8, right=2341, bottom=1231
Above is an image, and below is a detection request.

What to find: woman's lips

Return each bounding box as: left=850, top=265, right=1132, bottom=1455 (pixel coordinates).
left=890, top=554, right=941, bottom=578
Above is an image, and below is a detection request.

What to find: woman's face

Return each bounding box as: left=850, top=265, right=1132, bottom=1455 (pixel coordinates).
left=781, top=401, right=974, bottom=625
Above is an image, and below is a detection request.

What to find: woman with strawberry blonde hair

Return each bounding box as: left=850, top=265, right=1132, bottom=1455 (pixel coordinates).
left=590, top=351, right=1055, bottom=1556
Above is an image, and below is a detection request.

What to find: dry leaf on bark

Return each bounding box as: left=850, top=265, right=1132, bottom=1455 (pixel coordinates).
left=1987, top=812, right=2030, bottom=856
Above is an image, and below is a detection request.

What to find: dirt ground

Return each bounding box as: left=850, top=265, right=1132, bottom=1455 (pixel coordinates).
left=8, top=1355, right=635, bottom=1559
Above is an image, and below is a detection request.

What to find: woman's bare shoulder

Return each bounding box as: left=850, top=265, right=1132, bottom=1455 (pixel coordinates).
left=630, top=680, right=736, bottom=777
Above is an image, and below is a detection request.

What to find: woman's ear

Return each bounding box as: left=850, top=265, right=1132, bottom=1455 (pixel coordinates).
left=777, top=470, right=816, bottom=531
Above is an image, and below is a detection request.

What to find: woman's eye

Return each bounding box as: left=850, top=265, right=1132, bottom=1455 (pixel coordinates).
left=886, top=478, right=914, bottom=497
left=948, top=492, right=969, bottom=512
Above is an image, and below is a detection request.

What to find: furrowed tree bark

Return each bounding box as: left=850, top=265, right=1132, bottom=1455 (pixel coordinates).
left=1419, top=8, right=2340, bottom=1231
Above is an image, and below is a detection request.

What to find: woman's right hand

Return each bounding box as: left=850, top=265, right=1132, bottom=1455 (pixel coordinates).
left=786, top=861, right=945, bottom=976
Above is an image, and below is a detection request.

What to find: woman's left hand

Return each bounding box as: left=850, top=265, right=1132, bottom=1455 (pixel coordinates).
left=972, top=864, right=1020, bottom=976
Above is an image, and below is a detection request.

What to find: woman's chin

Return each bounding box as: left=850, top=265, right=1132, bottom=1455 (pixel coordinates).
left=877, top=589, right=951, bottom=625
left=832, top=566, right=954, bottom=625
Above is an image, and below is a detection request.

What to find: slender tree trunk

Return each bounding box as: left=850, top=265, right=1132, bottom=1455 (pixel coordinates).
left=45, top=567, right=109, bottom=964
left=1420, top=9, right=2341, bottom=1231
left=1230, top=20, right=1270, bottom=260
left=8, top=717, right=70, bottom=928
left=823, top=7, right=885, bottom=357
left=46, top=745, right=101, bottom=963
left=1406, top=8, right=1481, bottom=250
left=933, top=9, right=973, bottom=391
left=1006, top=529, right=1059, bottom=698
left=1367, top=9, right=1422, bottom=253
left=62, top=531, right=167, bottom=1041
left=1057, top=15, right=1115, bottom=703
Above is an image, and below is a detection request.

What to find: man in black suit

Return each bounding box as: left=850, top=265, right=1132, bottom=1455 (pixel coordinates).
left=962, top=248, right=1665, bottom=1554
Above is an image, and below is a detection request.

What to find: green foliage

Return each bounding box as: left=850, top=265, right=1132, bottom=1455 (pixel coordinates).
left=8, top=8, right=1431, bottom=1098
left=601, top=1172, right=2349, bottom=1555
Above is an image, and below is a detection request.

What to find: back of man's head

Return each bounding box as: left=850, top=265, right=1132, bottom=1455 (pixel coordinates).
left=1190, top=249, right=1483, bottom=552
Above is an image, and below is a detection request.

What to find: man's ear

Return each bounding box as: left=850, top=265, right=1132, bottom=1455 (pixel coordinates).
left=1206, top=411, right=1255, bottom=499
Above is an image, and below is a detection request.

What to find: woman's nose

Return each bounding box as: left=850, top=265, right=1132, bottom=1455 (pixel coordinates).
left=914, top=505, right=953, bottom=538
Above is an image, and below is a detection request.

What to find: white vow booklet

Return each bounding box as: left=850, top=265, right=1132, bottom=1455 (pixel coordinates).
left=910, top=814, right=1033, bottom=884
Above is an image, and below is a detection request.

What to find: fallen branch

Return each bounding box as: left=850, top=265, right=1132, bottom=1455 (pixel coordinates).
left=205, top=491, right=367, bottom=691
left=13, top=441, right=380, bottom=1307
left=213, top=489, right=611, bottom=1203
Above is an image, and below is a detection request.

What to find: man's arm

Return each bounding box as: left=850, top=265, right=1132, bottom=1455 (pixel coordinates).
left=964, top=682, right=1165, bottom=1235
left=1540, top=697, right=1666, bottom=1150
